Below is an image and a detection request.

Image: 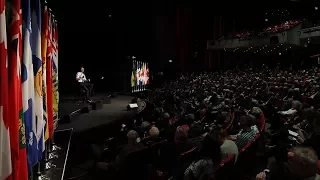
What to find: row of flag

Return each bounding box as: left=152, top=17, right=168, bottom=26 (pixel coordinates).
left=131, top=60, right=150, bottom=88
left=0, top=0, right=59, bottom=179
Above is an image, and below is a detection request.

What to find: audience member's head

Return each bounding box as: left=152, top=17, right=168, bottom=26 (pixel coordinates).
left=127, top=130, right=139, bottom=145
left=251, top=107, right=263, bottom=118
left=163, top=112, right=170, bottom=120
left=239, top=115, right=253, bottom=130
left=211, top=128, right=227, bottom=145
left=174, top=126, right=188, bottom=144
left=149, top=127, right=160, bottom=138
left=186, top=114, right=195, bottom=124
left=189, top=123, right=206, bottom=138
left=286, top=147, right=318, bottom=179
left=292, top=100, right=302, bottom=110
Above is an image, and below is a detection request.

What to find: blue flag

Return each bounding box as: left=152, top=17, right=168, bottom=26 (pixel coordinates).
left=31, top=0, right=45, bottom=161
left=22, top=0, right=38, bottom=171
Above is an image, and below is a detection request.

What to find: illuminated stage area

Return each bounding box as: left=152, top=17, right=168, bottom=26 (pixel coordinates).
left=57, top=95, right=137, bottom=133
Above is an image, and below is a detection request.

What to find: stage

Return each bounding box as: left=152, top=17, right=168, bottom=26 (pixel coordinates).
left=55, top=94, right=138, bottom=179
left=57, top=94, right=136, bottom=133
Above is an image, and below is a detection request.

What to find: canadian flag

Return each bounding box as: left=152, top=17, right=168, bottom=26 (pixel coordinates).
left=0, top=0, right=13, bottom=179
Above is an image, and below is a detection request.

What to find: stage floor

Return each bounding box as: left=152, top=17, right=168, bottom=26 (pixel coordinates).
left=57, top=95, right=136, bottom=133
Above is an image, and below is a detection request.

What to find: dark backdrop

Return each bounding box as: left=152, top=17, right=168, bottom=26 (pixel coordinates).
left=49, top=0, right=158, bottom=95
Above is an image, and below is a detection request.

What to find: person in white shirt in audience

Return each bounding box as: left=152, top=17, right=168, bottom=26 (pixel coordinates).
left=76, top=67, right=94, bottom=102
left=212, top=129, right=239, bottom=163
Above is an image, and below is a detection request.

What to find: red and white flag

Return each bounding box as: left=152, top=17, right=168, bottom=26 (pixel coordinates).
left=0, top=0, right=13, bottom=179
left=8, top=0, right=28, bottom=178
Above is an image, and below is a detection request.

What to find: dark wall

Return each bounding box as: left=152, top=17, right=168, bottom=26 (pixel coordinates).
left=152, top=0, right=176, bottom=72
left=50, top=0, right=154, bottom=95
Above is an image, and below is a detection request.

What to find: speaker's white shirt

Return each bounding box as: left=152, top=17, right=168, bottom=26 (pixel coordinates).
left=76, top=72, right=87, bottom=82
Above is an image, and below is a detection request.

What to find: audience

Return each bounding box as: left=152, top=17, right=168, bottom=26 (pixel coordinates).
left=222, top=19, right=301, bottom=40
left=93, top=65, right=320, bottom=180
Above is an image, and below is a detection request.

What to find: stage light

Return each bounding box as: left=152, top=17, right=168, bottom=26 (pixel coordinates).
left=279, top=53, right=281, bottom=55
left=169, top=60, right=172, bottom=63
left=315, top=7, right=318, bottom=10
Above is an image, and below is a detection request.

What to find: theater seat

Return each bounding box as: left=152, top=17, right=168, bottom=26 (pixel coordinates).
left=171, top=147, right=198, bottom=180
left=259, top=114, right=266, bottom=132
left=236, top=134, right=261, bottom=178
left=156, top=147, right=198, bottom=179
left=177, top=147, right=198, bottom=167
left=240, top=140, right=253, bottom=153
left=216, top=154, right=236, bottom=180
left=224, top=112, right=235, bottom=131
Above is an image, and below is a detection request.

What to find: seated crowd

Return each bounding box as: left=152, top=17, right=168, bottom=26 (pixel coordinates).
left=222, top=19, right=301, bottom=40
left=259, top=19, right=302, bottom=36
left=226, top=31, right=254, bottom=40
left=92, top=65, right=320, bottom=180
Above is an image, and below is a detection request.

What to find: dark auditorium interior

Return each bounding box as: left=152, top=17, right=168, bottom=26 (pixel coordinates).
left=43, top=0, right=320, bottom=180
